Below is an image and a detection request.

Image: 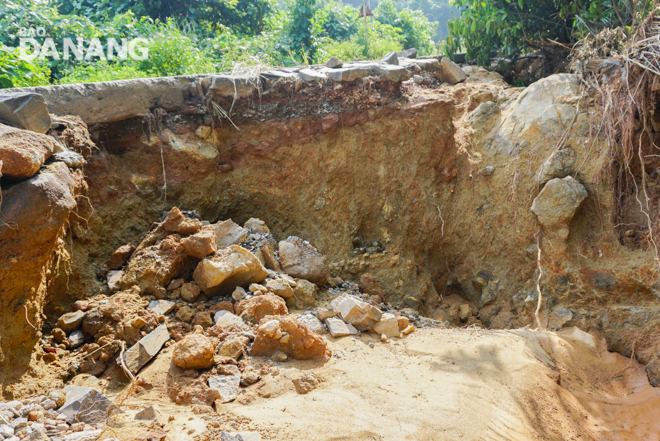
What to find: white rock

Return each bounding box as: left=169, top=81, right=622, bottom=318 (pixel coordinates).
left=214, top=311, right=245, bottom=328
left=208, top=375, right=241, bottom=403
left=297, top=315, right=326, bottom=334
left=372, top=313, right=400, bottom=338
left=325, top=317, right=358, bottom=338
left=148, top=300, right=176, bottom=316
left=62, top=430, right=102, bottom=441
left=332, top=295, right=382, bottom=331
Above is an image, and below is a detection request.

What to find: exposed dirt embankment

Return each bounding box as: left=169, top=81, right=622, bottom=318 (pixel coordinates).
left=3, top=62, right=660, bottom=410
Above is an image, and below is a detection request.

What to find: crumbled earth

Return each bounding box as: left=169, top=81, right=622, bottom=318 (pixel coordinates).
left=3, top=55, right=660, bottom=440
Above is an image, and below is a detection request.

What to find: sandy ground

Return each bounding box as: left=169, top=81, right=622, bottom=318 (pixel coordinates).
left=79, top=327, right=660, bottom=441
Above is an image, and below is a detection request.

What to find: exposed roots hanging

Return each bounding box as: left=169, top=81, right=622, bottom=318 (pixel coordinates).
left=574, top=9, right=660, bottom=266
left=534, top=229, right=545, bottom=331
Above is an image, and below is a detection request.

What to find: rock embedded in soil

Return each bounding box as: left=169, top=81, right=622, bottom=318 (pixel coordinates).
left=251, top=316, right=330, bottom=360
left=0, top=123, right=56, bottom=180
left=292, top=373, right=320, bottom=394
left=105, top=244, right=135, bottom=270
left=278, top=237, right=330, bottom=285
left=325, top=317, right=358, bottom=337
left=218, top=335, right=250, bottom=360
left=235, top=294, right=288, bottom=323
left=57, top=311, right=85, bottom=333
left=180, top=282, right=201, bottom=302
left=214, top=310, right=245, bottom=328
left=58, top=386, right=119, bottom=424
left=193, top=245, right=268, bottom=296
left=135, top=405, right=167, bottom=426
left=122, top=324, right=170, bottom=374
left=531, top=176, right=588, bottom=240
left=359, top=273, right=387, bottom=301
left=208, top=375, right=241, bottom=403
left=332, top=295, right=383, bottom=331
left=172, top=333, right=215, bottom=370
left=372, top=313, right=400, bottom=338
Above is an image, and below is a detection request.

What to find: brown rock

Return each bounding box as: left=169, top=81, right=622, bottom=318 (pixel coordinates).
left=161, top=207, right=186, bottom=233
left=266, top=278, right=294, bottom=298
left=72, top=300, right=90, bottom=312
left=244, top=218, right=270, bottom=234
left=57, top=310, right=85, bottom=333
left=286, top=279, right=318, bottom=310
left=98, top=286, right=147, bottom=322
left=251, top=316, right=331, bottom=360
left=183, top=229, right=217, bottom=259
left=0, top=123, right=56, bottom=180
left=105, top=244, right=135, bottom=270
left=278, top=236, right=330, bottom=285
left=218, top=335, right=250, bottom=360
left=172, top=334, right=215, bottom=370
left=292, top=373, right=320, bottom=394
left=175, top=305, right=195, bottom=323
left=261, top=241, right=282, bottom=272
left=530, top=176, right=587, bottom=240
left=359, top=273, right=387, bottom=300
left=193, top=245, right=268, bottom=296
left=209, top=301, right=234, bottom=315
left=52, top=327, right=67, bottom=344
left=120, top=234, right=191, bottom=296
left=397, top=316, right=409, bottom=331
left=180, top=282, right=201, bottom=302
left=192, top=311, right=213, bottom=329
left=235, top=294, right=288, bottom=323
left=241, top=368, right=261, bottom=386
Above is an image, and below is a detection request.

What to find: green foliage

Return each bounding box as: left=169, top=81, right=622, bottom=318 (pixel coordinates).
left=315, top=0, right=359, bottom=41
left=136, top=20, right=215, bottom=76
left=317, top=19, right=403, bottom=61
left=445, top=0, right=655, bottom=66
left=58, top=60, right=144, bottom=84
left=55, top=0, right=276, bottom=36
left=287, top=0, right=318, bottom=61
left=374, top=0, right=438, bottom=55
left=0, top=43, right=51, bottom=88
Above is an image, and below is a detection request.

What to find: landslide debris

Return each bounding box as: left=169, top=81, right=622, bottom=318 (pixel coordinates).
left=11, top=209, right=426, bottom=439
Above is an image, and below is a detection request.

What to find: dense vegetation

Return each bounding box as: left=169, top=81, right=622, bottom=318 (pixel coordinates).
left=444, top=0, right=655, bottom=66
left=0, top=0, right=443, bottom=87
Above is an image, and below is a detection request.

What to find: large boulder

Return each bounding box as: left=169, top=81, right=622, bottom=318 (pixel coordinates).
left=278, top=237, right=330, bottom=285
left=251, top=316, right=331, bottom=360
left=0, top=123, right=56, bottom=180
left=0, top=92, right=51, bottom=134
left=0, top=162, right=82, bottom=390
left=531, top=176, right=587, bottom=240
left=193, top=245, right=268, bottom=296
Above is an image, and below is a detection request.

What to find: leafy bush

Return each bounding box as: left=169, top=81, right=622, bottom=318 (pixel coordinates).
left=0, top=43, right=51, bottom=88
left=315, top=0, right=359, bottom=41
left=287, top=0, right=318, bottom=61
left=317, top=20, right=403, bottom=61
left=375, top=0, right=438, bottom=55
left=55, top=0, right=276, bottom=36
left=136, top=20, right=215, bottom=76
left=445, top=0, right=655, bottom=66
left=58, top=60, right=144, bottom=84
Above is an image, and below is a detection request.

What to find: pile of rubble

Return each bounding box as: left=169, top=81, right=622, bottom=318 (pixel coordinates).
left=0, top=387, right=118, bottom=441
left=21, top=207, right=422, bottom=436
